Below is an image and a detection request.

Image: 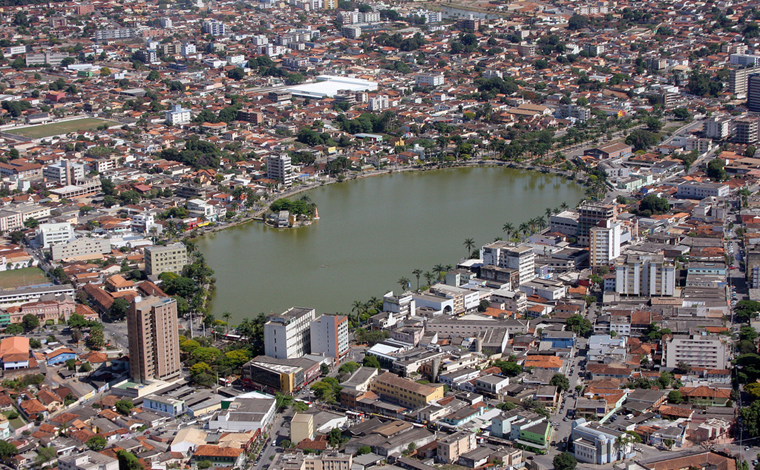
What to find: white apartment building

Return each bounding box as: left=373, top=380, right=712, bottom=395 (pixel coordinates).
left=704, top=117, right=731, bottom=140
left=589, top=220, right=621, bottom=268
left=202, top=20, right=226, bottom=36
left=615, top=254, right=676, bottom=297
left=43, top=161, right=85, bottom=186
left=51, top=237, right=111, bottom=261
left=266, top=154, right=294, bottom=187
left=415, top=74, right=444, bottom=87
left=181, top=43, right=197, bottom=56
left=664, top=334, right=728, bottom=370
left=165, top=104, right=192, bottom=125
left=59, top=451, right=118, bottom=470
left=264, top=307, right=315, bottom=359
left=549, top=210, right=579, bottom=237
left=675, top=181, right=730, bottom=199
left=482, top=242, right=535, bottom=285
left=310, top=314, right=349, bottom=362
left=38, top=222, right=74, bottom=248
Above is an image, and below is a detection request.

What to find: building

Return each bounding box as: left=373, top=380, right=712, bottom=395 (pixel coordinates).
left=127, top=296, right=181, bottom=383
left=43, top=161, right=85, bottom=186
left=59, top=451, right=118, bottom=470
left=341, top=26, right=361, bottom=39
left=165, top=104, right=192, bottom=125
left=587, top=142, right=632, bottom=161
left=456, top=15, right=481, bottom=30
left=615, top=254, right=676, bottom=297
left=735, top=117, right=759, bottom=144
left=481, top=242, right=535, bottom=285
left=264, top=307, right=315, bottom=359
left=38, top=222, right=74, bottom=248
left=437, top=431, right=476, bottom=464
left=208, top=397, right=276, bottom=432
left=144, top=242, right=188, bottom=276
left=589, top=220, right=621, bottom=268
left=266, top=154, right=293, bottom=187
left=731, top=54, right=760, bottom=66
left=578, top=203, right=617, bottom=246
left=371, top=372, right=444, bottom=409
left=571, top=420, right=635, bottom=465
left=291, top=413, right=314, bottom=444
left=202, top=20, right=226, bottom=36
left=415, top=74, right=444, bottom=87
left=95, top=28, right=136, bottom=41
left=26, top=52, right=70, bottom=66
left=0, top=336, right=29, bottom=370
left=704, top=116, right=731, bottom=140
left=143, top=395, right=186, bottom=417
left=310, top=314, right=349, bottom=362
left=241, top=356, right=319, bottom=394
left=516, top=43, right=537, bottom=56
left=51, top=237, right=111, bottom=261
left=730, top=67, right=754, bottom=97
left=675, top=181, right=730, bottom=199
left=664, top=334, right=728, bottom=370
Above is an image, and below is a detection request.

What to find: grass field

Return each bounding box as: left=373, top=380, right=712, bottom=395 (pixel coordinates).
left=0, top=267, right=48, bottom=289
left=12, top=118, right=114, bottom=139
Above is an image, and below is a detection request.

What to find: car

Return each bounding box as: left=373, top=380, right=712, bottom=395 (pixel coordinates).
left=746, top=446, right=750, bottom=451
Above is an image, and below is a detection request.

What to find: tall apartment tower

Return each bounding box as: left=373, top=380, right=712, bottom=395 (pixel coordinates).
left=127, top=296, right=181, bottom=383
left=748, top=74, right=760, bottom=112
left=264, top=307, right=315, bottom=359
left=735, top=117, right=759, bottom=144
left=144, top=242, right=188, bottom=276
left=589, top=220, right=622, bottom=268
left=310, top=314, right=349, bottom=362
left=481, top=242, right=536, bottom=285
left=614, top=254, right=676, bottom=297
left=730, top=67, right=754, bottom=97
left=266, top=154, right=294, bottom=187
left=577, top=203, right=617, bottom=246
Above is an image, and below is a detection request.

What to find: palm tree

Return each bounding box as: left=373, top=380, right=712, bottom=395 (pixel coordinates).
left=433, top=264, right=445, bottom=280
left=368, top=296, right=381, bottom=311
left=398, top=277, right=410, bottom=292
left=463, top=238, right=475, bottom=257
left=545, top=207, right=553, bottom=220
left=518, top=222, right=530, bottom=239
left=351, top=300, right=365, bottom=316
left=222, top=312, right=232, bottom=334
left=560, top=201, right=569, bottom=210
left=412, top=269, right=422, bottom=291
left=423, top=271, right=435, bottom=287
left=502, top=222, right=514, bottom=240
left=536, top=215, right=547, bottom=231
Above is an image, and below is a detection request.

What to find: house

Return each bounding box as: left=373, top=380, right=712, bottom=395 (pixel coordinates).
left=0, top=336, right=30, bottom=370
left=46, top=348, right=77, bottom=366
left=192, top=445, right=244, bottom=468
left=678, top=386, right=731, bottom=407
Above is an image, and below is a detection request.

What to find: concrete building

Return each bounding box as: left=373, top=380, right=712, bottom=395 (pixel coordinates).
left=95, top=28, right=137, bottom=41
left=415, top=74, right=444, bottom=87
left=59, top=451, right=118, bottom=470
left=26, top=52, right=71, bottom=65
left=664, top=334, right=728, bottom=370
left=266, top=154, right=293, bottom=187
left=437, top=431, right=476, bottom=464
left=264, top=307, right=315, bottom=359
left=38, top=222, right=74, bottom=248
left=578, top=203, right=617, bottom=246
left=290, top=412, right=314, bottom=444
left=549, top=210, right=579, bottom=237
left=750, top=75, right=760, bottom=113
left=675, top=181, right=730, bottom=199
left=371, top=371, right=444, bottom=409
left=127, top=296, right=181, bottom=383
left=589, top=220, right=621, bottom=268
left=571, top=420, right=635, bottom=465
left=481, top=242, right=535, bottom=285
left=730, top=67, right=754, bottom=97
left=165, top=104, right=192, bottom=125
left=735, top=117, right=759, bottom=144
left=615, top=254, right=676, bottom=297
left=310, top=314, right=349, bottom=362
left=144, top=242, right=188, bottom=276
left=207, top=397, right=277, bottom=432
left=202, top=20, right=226, bottom=36
left=731, top=54, right=760, bottom=66
left=51, top=237, right=111, bottom=261
left=704, top=116, right=731, bottom=140
left=43, top=160, right=85, bottom=186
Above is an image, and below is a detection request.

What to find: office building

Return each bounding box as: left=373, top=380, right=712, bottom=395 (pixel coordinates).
left=589, top=220, right=621, bottom=268
left=571, top=420, right=635, bottom=465
left=675, top=181, right=730, bottom=199
left=310, top=314, right=349, bottom=362
left=615, top=254, right=676, bottom=297
left=371, top=371, right=444, bottom=409
left=202, top=20, right=226, bottom=36
left=59, top=451, right=118, bottom=470
left=51, top=237, right=111, bottom=261
left=704, top=116, right=731, bottom=140
left=241, top=356, right=319, bottom=394
left=578, top=203, right=617, bottom=246
left=165, top=104, right=192, bottom=125
left=38, top=222, right=75, bottom=248
left=264, top=307, right=315, bottom=359
left=482, top=242, right=536, bottom=285
left=730, top=54, right=760, bottom=67
left=735, top=116, right=759, bottom=144
left=26, top=52, right=71, bottom=66
left=144, top=242, right=188, bottom=276
left=341, top=26, right=362, bottom=39
left=127, top=296, right=181, bottom=383
left=664, top=334, right=728, bottom=370
left=748, top=75, right=760, bottom=112
left=44, top=160, right=85, bottom=186
left=266, top=154, right=293, bottom=187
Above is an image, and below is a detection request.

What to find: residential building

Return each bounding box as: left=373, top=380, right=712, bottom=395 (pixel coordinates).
left=571, top=420, right=635, bottom=465
left=371, top=372, right=444, bottom=409
left=264, top=307, right=315, bottom=359
left=266, top=154, right=294, bottom=187
left=127, top=296, right=181, bottom=383
left=95, top=28, right=137, bottom=41
left=202, top=20, right=226, bottom=36
left=481, top=242, right=535, bottom=285
left=144, top=242, right=188, bottom=276
left=731, top=54, right=760, bottom=66
left=437, top=431, right=476, bottom=464
left=730, top=67, right=754, bottom=97
left=675, top=181, right=730, bottom=199
left=415, top=74, right=444, bottom=87
left=26, top=52, right=71, bottom=66
left=310, top=314, right=349, bottom=362
left=589, top=220, right=621, bottom=268
left=750, top=75, right=760, bottom=113
left=51, top=237, right=111, bottom=261
left=704, top=116, right=731, bottom=139
left=38, top=222, right=74, bottom=248
left=0, top=336, right=29, bottom=370
left=664, top=334, right=728, bottom=370
left=43, top=160, right=85, bottom=186
left=165, top=104, right=192, bottom=125
left=59, top=451, right=119, bottom=470
left=735, top=116, right=759, bottom=144
left=291, top=413, right=314, bottom=444
left=615, top=254, right=676, bottom=297
left=549, top=210, right=579, bottom=237
left=578, top=203, right=617, bottom=246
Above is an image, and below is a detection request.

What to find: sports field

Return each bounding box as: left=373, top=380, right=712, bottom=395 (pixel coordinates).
left=12, top=118, right=114, bottom=139
left=0, top=267, right=48, bottom=289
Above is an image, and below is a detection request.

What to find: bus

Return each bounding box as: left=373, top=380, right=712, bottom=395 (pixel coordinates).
left=224, top=334, right=242, bottom=341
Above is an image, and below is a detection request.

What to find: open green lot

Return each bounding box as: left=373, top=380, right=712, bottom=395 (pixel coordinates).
left=0, top=267, right=48, bottom=289
left=12, top=118, right=114, bottom=139
left=2, top=409, right=26, bottom=430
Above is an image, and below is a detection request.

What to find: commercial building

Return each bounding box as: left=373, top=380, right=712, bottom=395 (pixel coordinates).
left=38, top=222, right=74, bottom=248
left=286, top=75, right=378, bottom=99
left=731, top=54, right=760, bottom=66
left=664, top=334, right=728, bottom=370
left=144, top=242, right=188, bottom=276
left=165, top=104, right=192, bottom=125
left=26, top=52, right=70, bottom=66
left=310, top=314, right=349, bottom=362
left=264, top=307, right=315, bottom=359
left=675, top=181, right=730, bottom=199
left=589, top=220, right=621, bottom=268
left=241, top=356, right=319, bottom=394
left=735, top=117, right=759, bottom=144
left=127, top=296, right=181, bottom=383
left=208, top=396, right=277, bottom=432
left=59, top=451, right=118, bottom=470
left=615, top=254, right=676, bottom=297
left=571, top=420, right=635, bottom=465
left=481, top=242, right=535, bottom=285
left=51, top=237, right=111, bottom=261
left=371, top=371, right=444, bottom=409
left=266, top=154, right=294, bottom=187
left=549, top=210, right=579, bottom=237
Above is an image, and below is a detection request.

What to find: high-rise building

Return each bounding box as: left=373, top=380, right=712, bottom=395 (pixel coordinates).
left=266, top=154, right=294, bottom=187
left=748, top=74, right=760, bottom=112
left=264, top=307, right=315, bottom=359
left=735, top=117, right=759, bottom=144
left=589, top=220, right=621, bottom=268
left=144, top=242, right=188, bottom=276
left=730, top=67, right=754, bottom=97
left=704, top=116, right=731, bottom=140
left=481, top=242, right=535, bottom=285
left=310, top=314, right=349, bottom=362
left=578, top=203, right=617, bottom=246
left=202, top=20, right=226, bottom=36
left=614, top=254, right=676, bottom=297
left=127, top=296, right=181, bottom=383
left=664, top=334, right=728, bottom=370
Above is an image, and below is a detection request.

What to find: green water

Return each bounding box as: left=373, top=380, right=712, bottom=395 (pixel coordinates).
left=197, top=166, right=585, bottom=323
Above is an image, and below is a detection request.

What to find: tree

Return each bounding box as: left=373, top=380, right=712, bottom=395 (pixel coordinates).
left=566, top=315, right=592, bottom=336
left=146, top=70, right=160, bottom=81
left=747, top=383, right=760, bottom=400
left=65, top=358, right=77, bottom=370
left=100, top=67, right=111, bottom=77
left=117, top=450, right=144, bottom=470
left=668, top=390, right=683, bottom=404
left=86, top=436, right=107, bottom=451
left=87, top=328, right=105, bottom=350
left=5, top=324, right=22, bottom=335
left=320, top=363, right=330, bottom=375
left=496, top=401, right=516, bottom=411
left=412, top=268, right=422, bottom=291
left=21, top=314, right=39, bottom=331
left=36, top=446, right=57, bottom=464
left=23, top=218, right=38, bottom=229
left=625, top=129, right=658, bottom=151
left=0, top=441, right=17, bottom=462
left=363, top=355, right=381, bottom=369
left=115, top=399, right=134, bottom=415
left=398, top=277, right=410, bottom=292
left=639, top=194, right=670, bottom=215
left=706, top=159, right=726, bottom=182
left=553, top=452, right=578, bottom=470
left=227, top=67, right=245, bottom=80
left=673, top=107, right=690, bottom=120
left=550, top=373, right=570, bottom=391
left=736, top=300, right=760, bottom=323
left=109, top=298, right=129, bottom=321
left=357, top=446, right=372, bottom=455
left=328, top=428, right=345, bottom=448
left=494, top=360, right=522, bottom=377
left=567, top=15, right=589, bottom=30
left=275, top=392, right=293, bottom=411
left=463, top=237, right=475, bottom=257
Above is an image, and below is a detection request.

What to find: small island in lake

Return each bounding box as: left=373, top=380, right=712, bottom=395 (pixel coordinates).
left=265, top=195, right=319, bottom=228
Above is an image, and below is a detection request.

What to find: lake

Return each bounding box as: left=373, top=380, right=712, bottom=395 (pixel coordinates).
left=197, top=166, right=585, bottom=324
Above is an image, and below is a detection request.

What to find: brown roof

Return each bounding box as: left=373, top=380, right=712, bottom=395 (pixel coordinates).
left=193, top=445, right=244, bottom=458
left=644, top=451, right=736, bottom=470
left=679, top=386, right=731, bottom=398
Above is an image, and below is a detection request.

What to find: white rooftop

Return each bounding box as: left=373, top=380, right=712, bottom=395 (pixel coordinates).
left=287, top=75, right=378, bottom=98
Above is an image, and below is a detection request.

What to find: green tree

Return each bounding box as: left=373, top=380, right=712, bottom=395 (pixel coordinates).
left=673, top=107, right=690, bottom=120
left=21, top=314, right=39, bottom=331
left=115, top=399, right=134, bottom=415
left=0, top=441, right=17, bottom=462
left=566, top=315, right=592, bottom=336
left=746, top=382, right=760, bottom=400
left=553, top=452, right=578, bottom=470
left=463, top=237, right=475, bottom=256
left=327, top=428, right=345, bottom=448
left=5, top=324, right=22, bottom=335
left=293, top=401, right=309, bottom=412
left=357, top=446, right=371, bottom=455
left=493, top=360, right=522, bottom=377
left=86, top=436, right=107, bottom=451
left=109, top=297, right=129, bottom=321
left=86, top=327, right=105, bottom=350
left=116, top=450, right=144, bottom=470
left=550, top=373, right=570, bottom=391
left=146, top=70, right=160, bottom=81
left=363, top=355, right=381, bottom=369
left=639, top=194, right=670, bottom=215
left=706, top=159, right=727, bottom=182
left=668, top=390, right=683, bottom=404
left=23, top=218, right=39, bottom=229
left=36, top=446, right=57, bottom=464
